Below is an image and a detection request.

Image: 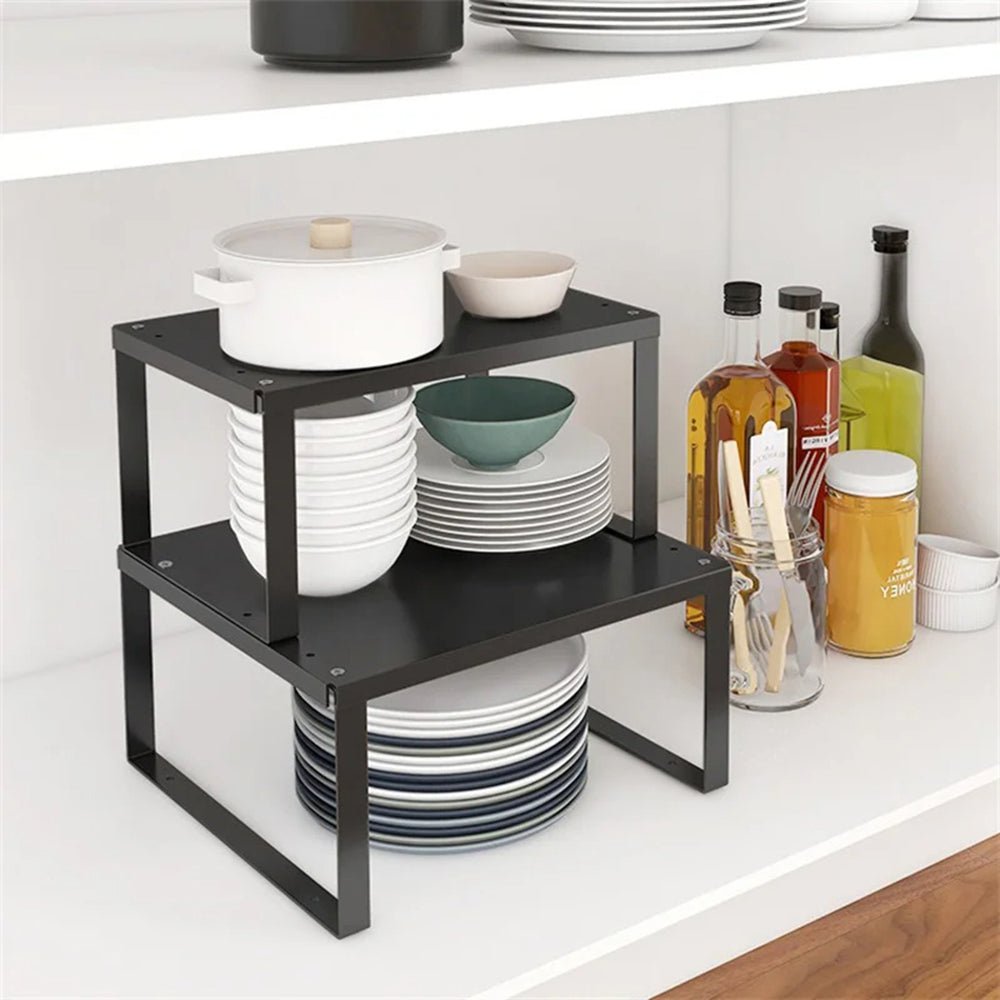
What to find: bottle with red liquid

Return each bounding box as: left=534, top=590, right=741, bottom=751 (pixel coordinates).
left=765, top=286, right=839, bottom=535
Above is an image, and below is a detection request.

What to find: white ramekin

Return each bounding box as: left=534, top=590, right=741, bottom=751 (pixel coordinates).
left=917, top=580, right=999, bottom=632
left=917, top=534, right=1000, bottom=592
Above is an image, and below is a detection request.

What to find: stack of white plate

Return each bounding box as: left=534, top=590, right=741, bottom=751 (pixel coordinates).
left=227, top=388, right=419, bottom=597
left=293, top=636, right=589, bottom=853
left=413, top=425, right=613, bottom=552
left=469, top=0, right=808, bottom=53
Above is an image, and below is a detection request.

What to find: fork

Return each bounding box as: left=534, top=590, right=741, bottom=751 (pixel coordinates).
left=787, top=448, right=827, bottom=536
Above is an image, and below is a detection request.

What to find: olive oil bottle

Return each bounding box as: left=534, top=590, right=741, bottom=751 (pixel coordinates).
left=685, top=281, right=796, bottom=635
left=840, top=226, right=925, bottom=478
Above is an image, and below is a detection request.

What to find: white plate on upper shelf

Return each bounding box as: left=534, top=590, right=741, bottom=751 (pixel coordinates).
left=471, top=3, right=804, bottom=25
left=915, top=0, right=999, bottom=15
left=415, top=484, right=609, bottom=517
left=416, top=466, right=610, bottom=504
left=802, top=0, right=917, bottom=28
left=412, top=504, right=614, bottom=552
left=416, top=426, right=609, bottom=491
left=483, top=17, right=806, bottom=50
left=417, top=493, right=611, bottom=530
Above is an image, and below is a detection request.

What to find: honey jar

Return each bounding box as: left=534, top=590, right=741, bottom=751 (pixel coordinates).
left=825, top=450, right=918, bottom=657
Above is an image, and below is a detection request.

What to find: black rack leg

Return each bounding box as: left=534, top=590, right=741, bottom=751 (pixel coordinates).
left=701, top=576, right=731, bottom=792
left=631, top=335, right=659, bottom=540
left=261, top=403, right=299, bottom=642
left=332, top=691, right=371, bottom=936
left=588, top=573, right=731, bottom=794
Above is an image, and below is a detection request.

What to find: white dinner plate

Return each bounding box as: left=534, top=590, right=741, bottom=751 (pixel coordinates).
left=489, top=16, right=803, bottom=48
left=415, top=478, right=609, bottom=516
left=367, top=635, right=587, bottom=718
left=294, top=700, right=589, bottom=774
left=416, top=467, right=610, bottom=506
left=296, top=774, right=586, bottom=852
left=413, top=505, right=614, bottom=552
left=294, top=730, right=589, bottom=804
left=297, top=667, right=587, bottom=743
left=471, top=3, right=804, bottom=26
left=366, top=668, right=589, bottom=736
left=415, top=426, right=608, bottom=491
left=478, top=0, right=803, bottom=6
left=417, top=491, right=611, bottom=532
left=417, top=496, right=612, bottom=538
left=472, top=8, right=803, bottom=27
left=915, top=0, right=998, bottom=15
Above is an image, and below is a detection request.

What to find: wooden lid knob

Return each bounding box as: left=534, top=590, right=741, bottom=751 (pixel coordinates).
left=310, top=217, right=353, bottom=250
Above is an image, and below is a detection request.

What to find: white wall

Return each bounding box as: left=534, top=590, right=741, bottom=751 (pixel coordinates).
left=730, top=78, right=1000, bottom=550
left=1, top=108, right=731, bottom=679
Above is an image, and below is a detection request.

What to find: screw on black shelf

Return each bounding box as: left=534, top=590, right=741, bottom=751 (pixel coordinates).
left=330, top=667, right=345, bottom=677
left=157, top=560, right=173, bottom=569
left=627, top=310, right=641, bottom=316
left=131, top=323, right=145, bottom=330
left=258, top=378, right=275, bottom=386
left=698, top=558, right=712, bottom=565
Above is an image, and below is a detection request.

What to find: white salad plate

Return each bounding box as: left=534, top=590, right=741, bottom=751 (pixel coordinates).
left=417, top=492, right=610, bottom=531
left=413, top=504, right=614, bottom=552
left=369, top=636, right=587, bottom=718
left=415, top=426, right=609, bottom=491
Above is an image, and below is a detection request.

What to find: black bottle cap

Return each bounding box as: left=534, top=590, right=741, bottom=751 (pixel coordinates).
left=820, top=302, right=840, bottom=329
left=724, top=281, right=761, bottom=316
left=873, top=224, right=909, bottom=253
left=778, top=285, right=823, bottom=311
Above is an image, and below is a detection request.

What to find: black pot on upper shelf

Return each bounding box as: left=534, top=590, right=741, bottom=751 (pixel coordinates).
left=250, top=0, right=464, bottom=69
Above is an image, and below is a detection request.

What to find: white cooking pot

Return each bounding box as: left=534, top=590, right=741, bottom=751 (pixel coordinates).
left=194, top=215, right=460, bottom=371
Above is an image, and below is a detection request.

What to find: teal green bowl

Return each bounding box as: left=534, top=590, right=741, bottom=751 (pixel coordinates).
left=415, top=377, right=576, bottom=470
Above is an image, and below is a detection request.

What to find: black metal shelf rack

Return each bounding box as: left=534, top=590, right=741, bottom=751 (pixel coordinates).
left=113, top=287, right=732, bottom=939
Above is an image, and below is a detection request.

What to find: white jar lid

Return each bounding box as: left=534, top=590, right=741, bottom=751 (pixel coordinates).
left=826, top=450, right=917, bottom=498
left=213, top=215, right=447, bottom=265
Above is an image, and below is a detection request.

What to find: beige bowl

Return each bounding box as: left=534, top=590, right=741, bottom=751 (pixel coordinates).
left=446, top=251, right=575, bottom=319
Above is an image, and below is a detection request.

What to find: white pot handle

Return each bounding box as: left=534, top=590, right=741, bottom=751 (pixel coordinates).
left=441, top=244, right=461, bottom=271
left=193, top=267, right=254, bottom=305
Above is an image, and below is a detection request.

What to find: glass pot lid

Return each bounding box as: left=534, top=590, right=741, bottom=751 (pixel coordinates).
left=213, top=215, right=447, bottom=265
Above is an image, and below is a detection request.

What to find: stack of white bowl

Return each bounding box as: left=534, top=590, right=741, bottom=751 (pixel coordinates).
left=917, top=534, right=1000, bottom=632
left=227, top=388, right=418, bottom=597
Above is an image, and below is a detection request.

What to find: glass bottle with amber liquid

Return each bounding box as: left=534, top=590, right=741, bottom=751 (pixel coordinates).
left=685, top=281, right=796, bottom=635
left=840, top=225, right=925, bottom=480
left=765, top=286, right=840, bottom=536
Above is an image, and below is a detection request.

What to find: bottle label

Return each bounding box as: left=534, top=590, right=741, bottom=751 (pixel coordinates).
left=748, top=421, right=789, bottom=507
left=801, top=428, right=840, bottom=451
left=880, top=556, right=916, bottom=600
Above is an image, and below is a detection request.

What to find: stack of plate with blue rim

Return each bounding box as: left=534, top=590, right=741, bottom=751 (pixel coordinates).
left=293, top=636, right=589, bottom=852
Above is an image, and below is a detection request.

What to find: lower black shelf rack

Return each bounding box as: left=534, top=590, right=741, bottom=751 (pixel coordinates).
left=113, top=287, right=731, bottom=938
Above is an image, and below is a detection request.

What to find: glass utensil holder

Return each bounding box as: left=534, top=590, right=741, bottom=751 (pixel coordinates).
left=713, top=514, right=826, bottom=711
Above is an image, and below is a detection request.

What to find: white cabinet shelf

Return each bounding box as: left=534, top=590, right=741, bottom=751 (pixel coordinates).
left=3, top=500, right=997, bottom=998
left=1, top=9, right=997, bottom=180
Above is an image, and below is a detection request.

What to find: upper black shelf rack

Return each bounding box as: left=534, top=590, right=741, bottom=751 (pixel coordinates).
left=113, top=289, right=659, bottom=410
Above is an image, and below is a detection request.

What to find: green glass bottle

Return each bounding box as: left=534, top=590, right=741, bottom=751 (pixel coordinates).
left=840, top=225, right=925, bottom=479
